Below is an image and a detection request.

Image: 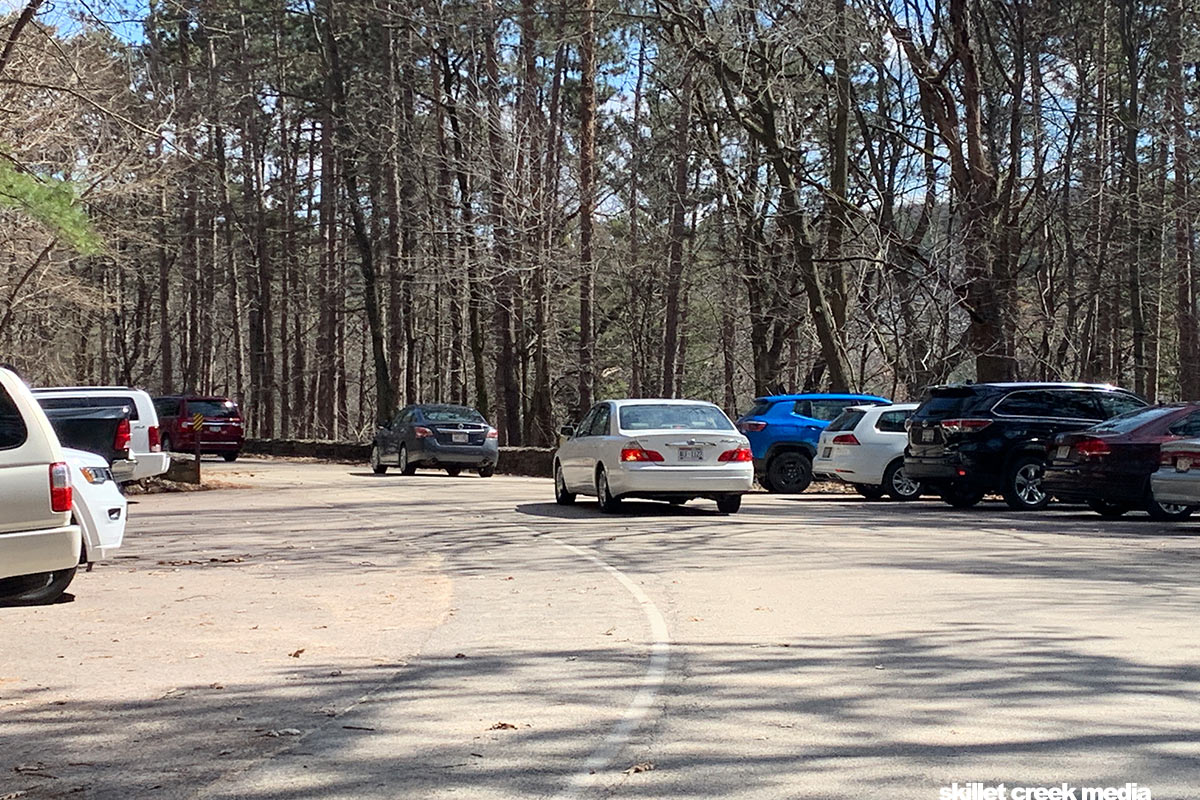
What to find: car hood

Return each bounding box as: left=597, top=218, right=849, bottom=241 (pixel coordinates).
left=63, top=447, right=110, bottom=468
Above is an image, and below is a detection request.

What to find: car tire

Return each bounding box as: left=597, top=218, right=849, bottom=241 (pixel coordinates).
left=370, top=445, right=388, bottom=475
left=1087, top=498, right=1129, bottom=519
left=854, top=484, right=886, bottom=500
left=0, top=567, right=77, bottom=606
left=765, top=452, right=813, bottom=494
left=477, top=464, right=495, bottom=478
left=883, top=459, right=923, bottom=501
left=554, top=462, right=576, bottom=505
left=596, top=467, right=622, bottom=513
left=716, top=494, right=742, bottom=514
left=1145, top=497, right=1193, bottom=521
left=941, top=483, right=985, bottom=508
left=222, top=452, right=239, bottom=463
left=446, top=467, right=461, bottom=477
left=399, top=445, right=418, bottom=476
left=1002, top=456, right=1050, bottom=510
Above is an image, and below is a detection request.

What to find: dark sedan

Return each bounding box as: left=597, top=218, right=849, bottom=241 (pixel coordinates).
left=370, top=404, right=499, bottom=477
left=1042, top=403, right=1200, bottom=520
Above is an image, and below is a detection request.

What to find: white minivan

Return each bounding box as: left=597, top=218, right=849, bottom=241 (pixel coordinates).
left=34, top=386, right=170, bottom=481
left=0, top=367, right=84, bottom=604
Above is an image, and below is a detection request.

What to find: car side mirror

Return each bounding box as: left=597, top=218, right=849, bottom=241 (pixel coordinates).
left=560, top=424, right=575, bottom=438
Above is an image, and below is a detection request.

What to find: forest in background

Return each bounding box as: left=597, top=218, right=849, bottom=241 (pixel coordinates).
left=0, top=0, right=1198, bottom=445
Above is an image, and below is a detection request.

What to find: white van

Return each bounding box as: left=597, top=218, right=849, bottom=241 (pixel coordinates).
left=0, top=368, right=83, bottom=604
left=33, top=386, right=170, bottom=481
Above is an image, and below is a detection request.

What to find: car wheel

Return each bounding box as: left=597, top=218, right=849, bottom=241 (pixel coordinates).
left=716, top=494, right=742, bottom=514
left=554, top=463, right=576, bottom=505
left=883, top=460, right=923, bottom=501
left=1145, top=497, right=1193, bottom=521
left=1002, top=456, right=1050, bottom=510
left=161, top=434, right=173, bottom=454
left=445, top=466, right=461, bottom=477
left=596, top=467, right=622, bottom=513
left=222, top=452, right=239, bottom=463
left=477, top=464, right=495, bottom=478
left=1087, top=498, right=1129, bottom=519
left=941, top=483, right=984, bottom=508
left=0, top=567, right=77, bottom=606
left=854, top=484, right=886, bottom=501
left=399, top=445, right=418, bottom=476
left=370, top=445, right=388, bottom=475
left=765, top=452, right=813, bottom=494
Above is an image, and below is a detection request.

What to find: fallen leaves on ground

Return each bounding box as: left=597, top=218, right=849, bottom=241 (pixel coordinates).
left=488, top=722, right=517, bottom=730
left=624, top=762, right=655, bottom=774
left=289, top=648, right=305, bottom=658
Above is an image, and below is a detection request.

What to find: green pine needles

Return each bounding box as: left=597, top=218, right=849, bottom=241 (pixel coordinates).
left=0, top=157, right=100, bottom=255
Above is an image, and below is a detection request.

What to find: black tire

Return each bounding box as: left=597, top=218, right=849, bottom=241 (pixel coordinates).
left=399, top=444, right=418, bottom=476
left=1087, top=498, right=1130, bottom=519
left=554, top=462, right=576, bottom=505
left=765, top=451, right=813, bottom=494
left=1002, top=456, right=1050, bottom=510
left=596, top=467, right=622, bottom=513
left=716, top=494, right=742, bottom=514
left=477, top=464, right=495, bottom=478
left=161, top=434, right=173, bottom=454
left=1145, top=497, right=1193, bottom=521
left=854, top=484, right=886, bottom=500
left=883, top=459, right=923, bottom=501
left=941, top=483, right=985, bottom=509
left=0, top=567, right=76, bottom=606
left=445, top=467, right=462, bottom=477
left=370, top=445, right=388, bottom=475
left=222, top=452, right=239, bottom=463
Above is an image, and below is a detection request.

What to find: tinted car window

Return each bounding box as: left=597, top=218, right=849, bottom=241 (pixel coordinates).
left=0, top=384, right=28, bottom=450
left=38, top=395, right=139, bottom=421
left=875, top=409, right=910, bottom=433
left=995, top=390, right=1057, bottom=417
left=826, top=410, right=865, bottom=433
left=1050, top=390, right=1104, bottom=420
left=421, top=405, right=485, bottom=423
left=589, top=405, right=611, bottom=436
left=1096, top=392, right=1147, bottom=418
left=1168, top=411, right=1200, bottom=437
left=747, top=401, right=773, bottom=417
left=154, top=398, right=178, bottom=418
left=1091, top=405, right=1179, bottom=434
left=619, top=404, right=734, bottom=431
left=187, top=400, right=239, bottom=419
left=795, top=399, right=857, bottom=422
left=914, top=388, right=988, bottom=420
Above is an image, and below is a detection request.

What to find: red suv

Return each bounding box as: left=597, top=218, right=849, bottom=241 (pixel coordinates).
left=153, top=395, right=245, bottom=461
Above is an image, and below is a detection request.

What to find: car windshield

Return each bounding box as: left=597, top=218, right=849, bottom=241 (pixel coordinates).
left=189, top=400, right=239, bottom=419
left=421, top=405, right=485, bottom=423
left=619, top=404, right=734, bottom=431
left=1089, top=405, right=1179, bottom=434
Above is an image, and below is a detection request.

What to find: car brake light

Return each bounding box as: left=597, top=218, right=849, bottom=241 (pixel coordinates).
left=1074, top=438, right=1111, bottom=457
left=832, top=433, right=860, bottom=445
left=621, top=446, right=664, bottom=462
left=148, top=425, right=161, bottom=452
left=738, top=420, right=767, bottom=433
left=49, top=462, right=72, bottom=512
left=414, top=426, right=434, bottom=439
left=486, top=427, right=499, bottom=439
left=940, top=418, right=992, bottom=434
left=114, top=418, right=131, bottom=452
left=718, top=447, right=753, bottom=462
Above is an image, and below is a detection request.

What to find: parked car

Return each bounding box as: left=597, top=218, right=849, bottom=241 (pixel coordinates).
left=0, top=367, right=83, bottom=605
left=1150, top=437, right=1200, bottom=511
left=906, top=382, right=1147, bottom=510
left=554, top=399, right=753, bottom=513
left=34, top=387, right=169, bottom=482
left=37, top=402, right=135, bottom=479
left=153, top=395, right=244, bottom=461
left=370, top=404, right=499, bottom=477
left=1042, top=403, right=1200, bottom=520
left=736, top=393, right=890, bottom=493
left=64, top=447, right=128, bottom=563
left=813, top=403, right=924, bottom=500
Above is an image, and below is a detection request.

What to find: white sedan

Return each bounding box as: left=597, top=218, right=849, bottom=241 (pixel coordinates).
left=64, top=448, right=127, bottom=564
left=553, top=399, right=753, bottom=513
left=812, top=403, right=924, bottom=500
left=1151, top=437, right=1200, bottom=509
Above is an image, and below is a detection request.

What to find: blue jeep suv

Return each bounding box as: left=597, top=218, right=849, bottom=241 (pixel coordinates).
left=736, top=393, right=890, bottom=493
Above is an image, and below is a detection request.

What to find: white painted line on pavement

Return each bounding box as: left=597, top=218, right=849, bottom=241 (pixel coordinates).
left=546, top=536, right=671, bottom=800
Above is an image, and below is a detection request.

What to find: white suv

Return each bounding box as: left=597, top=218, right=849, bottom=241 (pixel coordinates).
left=0, top=368, right=84, bottom=604
left=34, top=386, right=170, bottom=482
left=813, top=403, right=925, bottom=501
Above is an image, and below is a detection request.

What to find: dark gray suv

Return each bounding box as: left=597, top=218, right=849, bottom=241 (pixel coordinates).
left=370, top=404, right=499, bottom=477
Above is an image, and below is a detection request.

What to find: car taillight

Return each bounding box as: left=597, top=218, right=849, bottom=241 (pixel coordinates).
left=832, top=433, right=860, bottom=445
left=486, top=427, right=499, bottom=439
left=718, top=447, right=753, bottom=462
left=1163, top=448, right=1200, bottom=465
left=940, top=418, right=992, bottom=434
left=621, top=446, right=664, bottom=462
left=1074, top=438, right=1111, bottom=457
left=148, top=425, right=161, bottom=452
left=114, top=418, right=131, bottom=452
left=49, top=462, right=72, bottom=513
left=737, top=420, right=767, bottom=433
left=414, top=426, right=434, bottom=439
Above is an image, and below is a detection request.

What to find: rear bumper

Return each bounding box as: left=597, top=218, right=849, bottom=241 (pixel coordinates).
left=904, top=454, right=998, bottom=489
left=0, top=525, right=82, bottom=580
left=1042, top=467, right=1145, bottom=505
left=609, top=464, right=753, bottom=497
left=415, top=440, right=499, bottom=466
left=116, top=453, right=170, bottom=482
left=1150, top=470, right=1200, bottom=506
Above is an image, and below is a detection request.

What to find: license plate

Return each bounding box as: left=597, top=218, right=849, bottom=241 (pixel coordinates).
left=921, top=429, right=935, bottom=443
left=1056, top=446, right=1070, bottom=460
left=1177, top=457, right=1192, bottom=473
left=822, top=447, right=832, bottom=458
left=452, top=432, right=468, bottom=443
left=678, top=446, right=703, bottom=462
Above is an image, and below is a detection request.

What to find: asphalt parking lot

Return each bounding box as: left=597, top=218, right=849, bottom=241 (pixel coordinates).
left=4, top=459, right=1200, bottom=800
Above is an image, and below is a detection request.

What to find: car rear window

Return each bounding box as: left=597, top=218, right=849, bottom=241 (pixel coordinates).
left=619, top=404, right=734, bottom=431
left=747, top=400, right=773, bottom=417
left=1090, top=405, right=1178, bottom=434
left=0, top=384, right=28, bottom=450
left=421, top=405, right=485, bottom=423
left=796, top=399, right=863, bottom=422
left=187, top=400, right=239, bottom=419
left=826, top=410, right=865, bottom=432
left=37, top=395, right=139, bottom=420
left=914, top=388, right=988, bottom=420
